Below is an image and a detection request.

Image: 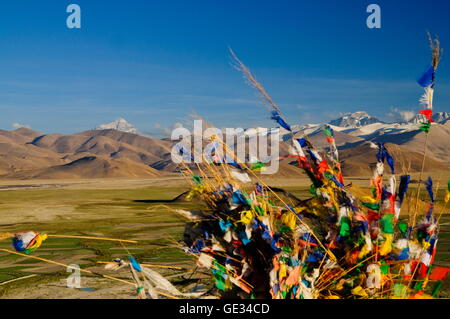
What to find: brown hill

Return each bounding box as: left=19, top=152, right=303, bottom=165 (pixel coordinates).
left=30, top=129, right=172, bottom=163
left=339, top=142, right=449, bottom=176
left=13, top=127, right=43, bottom=140
left=372, top=122, right=450, bottom=163
left=80, top=130, right=173, bottom=157
left=0, top=128, right=41, bottom=145
left=0, top=141, right=65, bottom=175
left=0, top=124, right=448, bottom=180
left=0, top=128, right=177, bottom=179
left=4, top=155, right=163, bottom=179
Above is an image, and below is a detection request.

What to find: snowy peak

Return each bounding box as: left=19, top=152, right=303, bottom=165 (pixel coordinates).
left=409, top=111, right=450, bottom=124
left=329, top=111, right=384, bottom=128
left=433, top=112, right=450, bottom=123
left=95, top=118, right=138, bottom=134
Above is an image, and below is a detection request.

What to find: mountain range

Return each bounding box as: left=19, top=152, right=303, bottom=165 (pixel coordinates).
left=0, top=112, right=448, bottom=179
left=328, top=111, right=384, bottom=127
left=95, top=118, right=138, bottom=134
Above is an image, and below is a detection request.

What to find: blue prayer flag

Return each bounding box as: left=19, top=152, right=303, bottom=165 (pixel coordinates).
left=417, top=65, right=435, bottom=88
left=271, top=111, right=292, bottom=131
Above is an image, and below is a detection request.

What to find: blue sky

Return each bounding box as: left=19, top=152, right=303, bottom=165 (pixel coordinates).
left=0, top=0, right=449, bottom=135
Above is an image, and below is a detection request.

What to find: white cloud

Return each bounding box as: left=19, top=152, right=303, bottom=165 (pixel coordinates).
left=150, top=122, right=185, bottom=136
left=388, top=107, right=416, bottom=122
left=12, top=123, right=31, bottom=129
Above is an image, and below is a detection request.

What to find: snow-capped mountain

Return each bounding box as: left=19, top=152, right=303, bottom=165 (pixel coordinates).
left=271, top=110, right=449, bottom=146
left=433, top=112, right=450, bottom=123
left=95, top=118, right=138, bottom=134
left=329, top=111, right=384, bottom=128
left=409, top=112, right=450, bottom=124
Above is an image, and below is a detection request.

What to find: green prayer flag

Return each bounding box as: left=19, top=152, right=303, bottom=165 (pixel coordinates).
left=420, top=122, right=431, bottom=133
left=251, top=161, right=266, bottom=171
left=215, top=278, right=226, bottom=291
left=380, top=214, right=395, bottom=234
left=322, top=126, right=333, bottom=137
left=324, top=171, right=333, bottom=180
left=362, top=202, right=380, bottom=210
left=397, top=221, right=408, bottom=236
left=192, top=175, right=203, bottom=185
left=282, top=246, right=292, bottom=253
left=371, top=187, right=377, bottom=198
left=136, top=286, right=144, bottom=294
left=414, top=281, right=423, bottom=291
left=431, top=280, right=443, bottom=297
left=309, top=184, right=317, bottom=196
left=380, top=261, right=389, bottom=275
left=279, top=225, right=291, bottom=233
left=255, top=205, right=265, bottom=216
left=339, top=217, right=351, bottom=237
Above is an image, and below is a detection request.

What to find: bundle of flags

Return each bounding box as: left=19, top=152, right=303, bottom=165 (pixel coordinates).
left=322, top=125, right=344, bottom=186
left=12, top=231, right=48, bottom=255
left=181, top=126, right=449, bottom=298
left=176, top=45, right=448, bottom=299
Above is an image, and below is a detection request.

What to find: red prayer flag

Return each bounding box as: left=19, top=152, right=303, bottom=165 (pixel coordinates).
left=429, top=266, right=450, bottom=281
left=317, top=160, right=329, bottom=174
left=419, top=109, right=433, bottom=123
left=368, top=210, right=380, bottom=222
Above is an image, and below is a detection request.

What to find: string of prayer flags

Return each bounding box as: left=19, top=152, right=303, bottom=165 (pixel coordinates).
left=416, top=35, right=441, bottom=133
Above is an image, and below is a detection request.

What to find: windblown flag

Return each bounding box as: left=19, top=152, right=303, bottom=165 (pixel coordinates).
left=192, top=175, right=203, bottom=185
left=417, top=65, right=435, bottom=88
left=224, top=155, right=242, bottom=169
left=419, top=109, right=433, bottom=123
left=290, top=139, right=305, bottom=157
left=271, top=110, right=291, bottom=131
left=398, top=175, right=410, bottom=203
left=129, top=256, right=142, bottom=272
left=230, top=168, right=251, bottom=183
left=429, top=266, right=450, bottom=297
left=374, top=143, right=395, bottom=175
left=420, top=122, right=432, bottom=133
left=296, top=138, right=308, bottom=148
left=424, top=177, right=435, bottom=203
left=322, top=125, right=334, bottom=138
left=250, top=161, right=266, bottom=172
left=322, top=125, right=340, bottom=163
